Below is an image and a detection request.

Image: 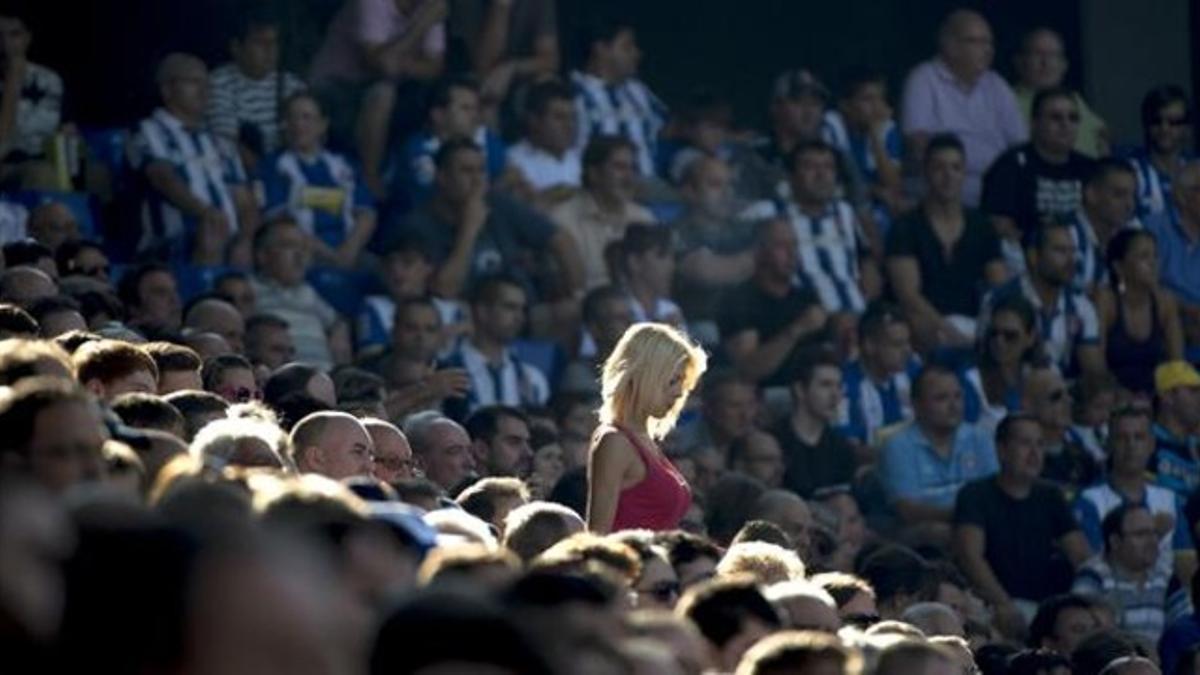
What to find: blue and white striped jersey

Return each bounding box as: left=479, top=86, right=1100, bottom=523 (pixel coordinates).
left=260, top=149, right=374, bottom=249
left=751, top=197, right=869, bottom=314
left=570, top=70, right=666, bottom=177
left=129, top=108, right=245, bottom=259
left=1128, top=148, right=1192, bottom=220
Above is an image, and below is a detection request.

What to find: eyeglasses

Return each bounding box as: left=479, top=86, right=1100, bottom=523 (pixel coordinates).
left=218, top=385, right=262, bottom=403
left=374, top=456, right=414, bottom=472
left=988, top=327, right=1022, bottom=342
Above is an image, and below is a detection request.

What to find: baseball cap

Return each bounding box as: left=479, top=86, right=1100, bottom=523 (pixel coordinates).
left=1154, top=360, right=1200, bottom=394
left=771, top=69, right=830, bottom=102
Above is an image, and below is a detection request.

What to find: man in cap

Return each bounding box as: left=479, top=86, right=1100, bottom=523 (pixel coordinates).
left=1151, top=361, right=1200, bottom=498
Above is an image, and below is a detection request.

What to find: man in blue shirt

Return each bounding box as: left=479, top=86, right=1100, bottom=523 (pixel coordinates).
left=879, top=363, right=998, bottom=538
left=397, top=75, right=506, bottom=206
left=1148, top=162, right=1200, bottom=340
left=1151, top=361, right=1200, bottom=498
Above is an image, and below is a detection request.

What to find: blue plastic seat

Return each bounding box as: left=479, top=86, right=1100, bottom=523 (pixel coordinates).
left=11, top=190, right=99, bottom=239
left=307, top=267, right=369, bottom=317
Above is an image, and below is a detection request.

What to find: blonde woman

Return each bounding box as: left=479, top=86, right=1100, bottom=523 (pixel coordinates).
left=587, top=323, right=707, bottom=534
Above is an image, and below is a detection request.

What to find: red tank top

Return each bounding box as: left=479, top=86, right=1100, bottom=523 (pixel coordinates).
left=608, top=424, right=692, bottom=532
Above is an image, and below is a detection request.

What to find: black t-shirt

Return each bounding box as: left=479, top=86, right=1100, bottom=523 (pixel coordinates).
left=885, top=207, right=1003, bottom=316
left=772, top=418, right=857, bottom=499
left=717, top=280, right=827, bottom=387
left=981, top=143, right=1096, bottom=236
left=954, top=478, right=1080, bottom=602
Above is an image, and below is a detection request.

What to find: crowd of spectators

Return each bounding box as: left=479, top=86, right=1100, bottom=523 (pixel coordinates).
left=3, top=1, right=1200, bottom=674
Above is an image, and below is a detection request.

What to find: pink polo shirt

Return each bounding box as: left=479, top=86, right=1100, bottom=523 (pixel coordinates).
left=310, top=0, right=446, bottom=86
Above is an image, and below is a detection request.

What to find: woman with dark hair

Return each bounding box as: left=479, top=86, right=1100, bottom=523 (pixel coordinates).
left=962, top=293, right=1048, bottom=433
left=1097, top=228, right=1183, bottom=395
left=1129, top=85, right=1193, bottom=219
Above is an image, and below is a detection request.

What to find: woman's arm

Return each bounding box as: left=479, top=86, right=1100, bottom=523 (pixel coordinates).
left=586, top=431, right=636, bottom=534
left=1159, top=288, right=1186, bottom=360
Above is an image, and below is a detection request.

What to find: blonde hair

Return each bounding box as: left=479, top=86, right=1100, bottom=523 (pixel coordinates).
left=598, top=323, right=706, bottom=440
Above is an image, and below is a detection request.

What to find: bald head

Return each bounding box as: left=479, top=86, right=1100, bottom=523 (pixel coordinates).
left=156, top=52, right=208, bottom=123
left=185, top=299, right=245, bottom=353
left=156, top=52, right=206, bottom=87
left=1, top=267, right=57, bottom=309
left=182, top=332, right=233, bottom=361
left=289, top=411, right=373, bottom=480
left=938, top=10, right=993, bottom=81
left=363, top=418, right=413, bottom=483
left=752, top=490, right=814, bottom=557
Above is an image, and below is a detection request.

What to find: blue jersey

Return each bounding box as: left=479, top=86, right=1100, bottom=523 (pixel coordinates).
left=259, top=149, right=374, bottom=249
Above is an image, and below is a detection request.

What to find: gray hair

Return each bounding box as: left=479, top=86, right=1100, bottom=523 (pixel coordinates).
left=190, top=416, right=291, bottom=471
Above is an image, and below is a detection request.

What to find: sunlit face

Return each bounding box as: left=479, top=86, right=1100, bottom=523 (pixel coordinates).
left=369, top=424, right=414, bottom=483
left=635, top=554, right=680, bottom=610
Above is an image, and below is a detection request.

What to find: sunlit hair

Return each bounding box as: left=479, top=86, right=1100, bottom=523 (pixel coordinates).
left=598, top=323, right=707, bottom=440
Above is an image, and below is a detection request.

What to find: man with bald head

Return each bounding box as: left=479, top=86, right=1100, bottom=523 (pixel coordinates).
left=901, top=9, right=1026, bottom=205
left=26, top=202, right=79, bottom=252
left=288, top=411, right=374, bottom=480
left=130, top=52, right=255, bottom=265
left=751, top=490, right=814, bottom=561
left=363, top=418, right=413, bottom=484
left=184, top=297, right=246, bottom=353
left=404, top=411, right=476, bottom=493
left=0, top=266, right=56, bottom=308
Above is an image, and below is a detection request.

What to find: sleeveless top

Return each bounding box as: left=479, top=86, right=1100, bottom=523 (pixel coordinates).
left=606, top=424, right=692, bottom=532
left=1106, top=292, right=1165, bottom=395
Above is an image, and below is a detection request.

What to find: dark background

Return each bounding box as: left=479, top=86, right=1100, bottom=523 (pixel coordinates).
left=33, top=0, right=1084, bottom=131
